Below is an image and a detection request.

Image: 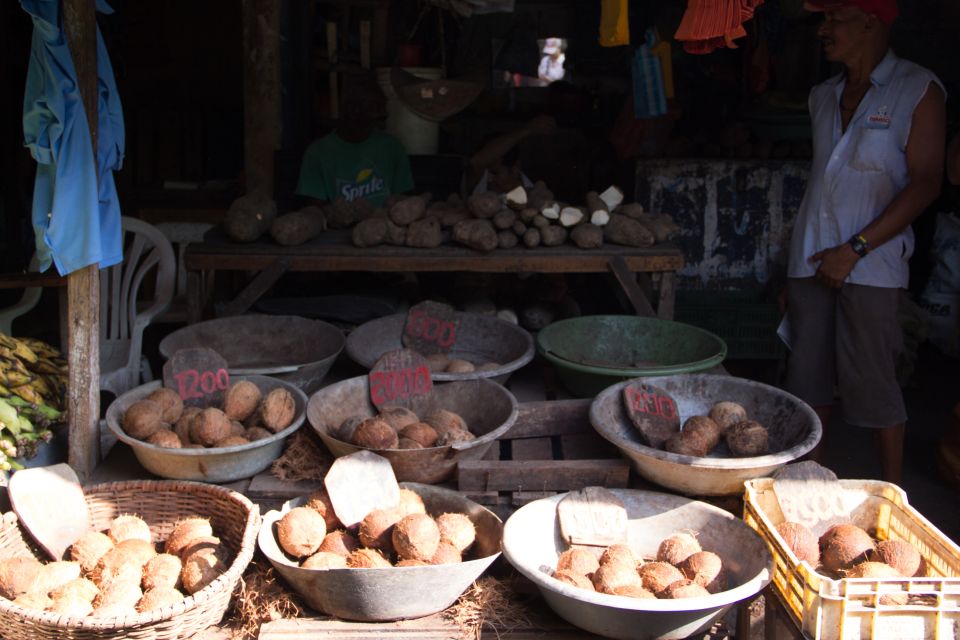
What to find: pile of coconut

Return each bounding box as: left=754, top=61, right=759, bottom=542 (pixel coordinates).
left=419, top=351, right=500, bottom=375
left=122, top=380, right=296, bottom=449
left=662, top=401, right=770, bottom=458
left=776, top=520, right=924, bottom=604
left=274, top=487, right=477, bottom=569
left=334, top=406, right=475, bottom=451
left=0, top=514, right=230, bottom=617
left=552, top=530, right=727, bottom=599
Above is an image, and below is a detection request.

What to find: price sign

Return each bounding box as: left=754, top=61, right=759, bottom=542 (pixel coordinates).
left=162, top=347, right=231, bottom=408
left=621, top=381, right=680, bottom=449
left=368, top=348, right=433, bottom=415
left=401, top=300, right=459, bottom=355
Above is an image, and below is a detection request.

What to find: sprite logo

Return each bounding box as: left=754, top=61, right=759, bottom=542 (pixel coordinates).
left=338, top=166, right=385, bottom=202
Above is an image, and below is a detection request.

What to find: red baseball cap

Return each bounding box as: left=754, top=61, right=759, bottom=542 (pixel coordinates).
left=803, top=0, right=898, bottom=24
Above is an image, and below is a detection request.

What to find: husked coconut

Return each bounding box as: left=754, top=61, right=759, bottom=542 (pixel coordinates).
left=397, top=437, right=423, bottom=449
left=435, top=427, right=475, bottom=446
left=245, top=426, right=273, bottom=441
left=392, top=513, right=441, bottom=562
left=109, top=514, right=153, bottom=545
left=92, top=549, right=143, bottom=589
left=94, top=577, right=142, bottom=610
left=426, top=353, right=451, bottom=372
left=610, top=584, right=657, bottom=598
left=318, top=530, right=359, bottom=557
left=661, top=578, right=711, bottom=599
left=681, top=415, right=721, bottom=452
left=174, top=406, right=201, bottom=445
left=302, top=551, right=348, bottom=569
left=142, top=554, right=182, bottom=591
left=346, top=548, right=391, bottom=568
left=165, top=517, right=213, bottom=556
left=122, top=399, right=164, bottom=440
left=664, top=430, right=712, bottom=457
left=223, top=380, right=262, bottom=421
left=554, top=570, right=594, bottom=590
left=592, top=562, right=641, bottom=593
left=146, top=429, right=182, bottom=448
left=708, top=401, right=748, bottom=433
left=421, top=409, right=469, bottom=436
left=395, top=558, right=431, bottom=567
left=396, top=488, right=427, bottom=517
left=775, top=521, right=820, bottom=566
left=32, top=561, right=82, bottom=595
left=91, top=603, right=138, bottom=618
left=12, top=591, right=52, bottom=611
left=137, top=586, right=184, bottom=612
left=844, top=561, right=908, bottom=604
left=260, top=387, right=297, bottom=432
left=429, top=540, right=462, bottom=565
left=657, top=531, right=701, bottom=566
left=819, top=524, right=875, bottom=573
left=51, top=577, right=99, bottom=603
left=352, top=417, right=399, bottom=449
left=436, top=512, right=476, bottom=553
left=358, top=508, right=401, bottom=553
left=190, top=407, right=232, bottom=447
left=378, top=406, right=419, bottom=431
left=445, top=359, right=475, bottom=373
left=335, top=415, right=365, bottom=442
left=399, top=422, right=439, bottom=448
left=305, top=489, right=343, bottom=530
left=48, top=592, right=94, bottom=617
left=556, top=548, right=600, bottom=577
left=725, top=420, right=769, bottom=457
left=213, top=435, right=250, bottom=447
left=639, top=561, right=684, bottom=594
left=870, top=540, right=922, bottom=577
left=679, top=551, right=726, bottom=593
left=114, top=539, right=158, bottom=568
left=0, top=556, right=43, bottom=599
left=146, top=387, right=184, bottom=424
left=177, top=536, right=221, bottom=561
left=277, top=507, right=326, bottom=558
left=181, top=549, right=226, bottom=594
left=599, top=544, right=637, bottom=570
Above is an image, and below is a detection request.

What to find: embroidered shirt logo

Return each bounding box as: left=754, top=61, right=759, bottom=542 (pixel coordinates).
left=867, top=105, right=891, bottom=128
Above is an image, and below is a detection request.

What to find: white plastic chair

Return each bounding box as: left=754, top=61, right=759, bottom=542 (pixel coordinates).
left=0, top=255, right=43, bottom=336
left=99, top=217, right=176, bottom=397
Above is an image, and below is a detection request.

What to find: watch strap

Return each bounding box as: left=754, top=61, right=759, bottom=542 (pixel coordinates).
left=848, top=234, right=869, bottom=257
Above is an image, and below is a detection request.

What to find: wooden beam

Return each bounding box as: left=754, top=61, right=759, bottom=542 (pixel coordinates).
left=63, top=0, right=100, bottom=481
left=242, top=0, right=281, bottom=195
left=457, top=459, right=630, bottom=492
left=608, top=254, right=656, bottom=316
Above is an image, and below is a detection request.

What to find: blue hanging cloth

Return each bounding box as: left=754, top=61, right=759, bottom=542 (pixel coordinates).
left=21, top=0, right=124, bottom=276
left=632, top=28, right=668, bottom=119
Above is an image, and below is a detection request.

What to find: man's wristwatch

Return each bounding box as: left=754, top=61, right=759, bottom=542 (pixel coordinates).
left=848, top=234, right=870, bottom=258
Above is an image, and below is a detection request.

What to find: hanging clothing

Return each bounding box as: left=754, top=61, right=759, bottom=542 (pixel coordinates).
left=21, top=0, right=124, bottom=276
left=674, top=0, right=764, bottom=55
left=599, top=0, right=630, bottom=47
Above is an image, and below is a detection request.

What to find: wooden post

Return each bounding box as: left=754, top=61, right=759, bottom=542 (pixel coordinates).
left=242, top=0, right=281, bottom=195
left=63, top=0, right=100, bottom=481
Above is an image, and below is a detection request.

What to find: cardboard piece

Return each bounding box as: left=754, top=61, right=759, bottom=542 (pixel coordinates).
left=401, top=300, right=459, bottom=356
left=162, top=347, right=231, bottom=408
left=557, top=486, right=629, bottom=549
left=324, top=451, right=400, bottom=528
left=368, top=348, right=434, bottom=415
left=8, top=464, right=90, bottom=561
left=772, top=461, right=851, bottom=538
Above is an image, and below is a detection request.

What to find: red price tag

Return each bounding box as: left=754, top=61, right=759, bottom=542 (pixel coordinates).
left=368, top=349, right=434, bottom=414
left=621, top=382, right=680, bottom=449
left=402, top=301, right=459, bottom=355
left=162, top=347, right=231, bottom=407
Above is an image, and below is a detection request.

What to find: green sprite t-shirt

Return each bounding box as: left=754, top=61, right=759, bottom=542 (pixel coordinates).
left=295, top=131, right=414, bottom=207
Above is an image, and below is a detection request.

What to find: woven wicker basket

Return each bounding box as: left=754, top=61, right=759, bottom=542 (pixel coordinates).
left=0, top=479, right=260, bottom=640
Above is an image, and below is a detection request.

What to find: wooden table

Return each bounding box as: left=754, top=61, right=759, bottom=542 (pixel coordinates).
left=183, top=230, right=684, bottom=324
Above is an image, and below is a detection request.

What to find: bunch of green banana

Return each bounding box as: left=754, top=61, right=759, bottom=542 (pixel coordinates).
left=0, top=396, right=54, bottom=471
left=0, top=332, right=67, bottom=413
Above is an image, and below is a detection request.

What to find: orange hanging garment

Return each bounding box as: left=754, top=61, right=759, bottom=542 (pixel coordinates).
left=599, top=0, right=630, bottom=47
left=675, top=0, right=763, bottom=54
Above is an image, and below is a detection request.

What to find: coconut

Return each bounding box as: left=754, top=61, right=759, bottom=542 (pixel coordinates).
left=681, top=415, right=721, bottom=452
left=0, top=556, right=43, bottom=599
left=378, top=406, right=419, bottom=431
left=335, top=415, right=365, bottom=443
left=421, top=409, right=469, bottom=436
left=592, top=562, right=641, bottom=593
left=352, top=417, right=399, bottom=449
left=844, top=561, right=908, bottom=604
left=725, top=420, right=770, bottom=457
left=435, top=427, right=476, bottom=446
left=229, top=421, right=246, bottom=437
left=638, top=561, right=685, bottom=594
left=392, top=513, right=441, bottom=562
left=190, top=407, right=232, bottom=447
left=146, top=387, right=184, bottom=424
left=245, top=426, right=273, bottom=441
left=181, top=549, right=226, bottom=594
left=223, top=380, right=262, bottom=421
left=277, top=506, right=326, bottom=558
left=50, top=577, right=99, bottom=603
left=174, top=406, right=201, bottom=445
left=142, top=553, right=182, bottom=591
left=91, top=603, right=138, bottom=618
left=446, top=359, right=475, bottom=373
left=436, top=512, right=476, bottom=553
left=115, top=539, right=158, bottom=568
left=554, top=570, right=594, bottom=591
left=395, top=558, right=431, bottom=567
left=305, top=489, right=343, bottom=530
left=820, top=524, right=875, bottom=573
left=92, top=549, right=143, bottom=589
left=177, top=536, right=222, bottom=562
left=708, top=401, right=748, bottom=433
left=137, top=586, right=184, bottom=612
left=610, top=584, right=657, bottom=598
left=476, top=362, right=501, bottom=372
left=317, top=530, right=358, bottom=558
left=556, top=548, right=601, bottom=577
left=664, top=430, right=712, bottom=457
left=48, top=592, right=94, bottom=617
left=146, top=429, right=182, bottom=448
left=426, top=353, right=451, bottom=372
left=429, top=540, right=462, bottom=565
left=599, top=544, right=637, bottom=570
left=399, top=422, right=439, bottom=448
left=397, top=437, right=423, bottom=449
left=870, top=540, right=922, bottom=577
left=302, top=551, right=348, bottom=570
left=12, top=591, right=52, bottom=611
left=32, top=561, right=82, bottom=596
left=775, top=521, right=820, bottom=566
left=397, top=488, right=428, bottom=517
left=164, top=517, right=214, bottom=556
left=260, top=387, right=296, bottom=432
left=109, top=514, right=153, bottom=545
left=661, top=578, right=711, bottom=599
left=358, top=508, right=401, bottom=553
left=657, top=532, right=702, bottom=566
left=346, top=548, right=392, bottom=568
left=213, top=435, right=251, bottom=447
left=679, top=551, right=726, bottom=593
left=94, top=577, right=142, bottom=610
left=122, top=399, right=164, bottom=440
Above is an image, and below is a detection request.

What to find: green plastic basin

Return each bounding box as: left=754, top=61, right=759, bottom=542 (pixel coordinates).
left=536, top=315, right=727, bottom=397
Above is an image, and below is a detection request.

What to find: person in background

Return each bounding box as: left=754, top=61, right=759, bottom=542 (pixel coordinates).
left=948, top=130, right=960, bottom=185
left=784, top=0, right=945, bottom=484
left=461, top=115, right=556, bottom=197
left=296, top=73, right=413, bottom=208
left=538, top=38, right=566, bottom=84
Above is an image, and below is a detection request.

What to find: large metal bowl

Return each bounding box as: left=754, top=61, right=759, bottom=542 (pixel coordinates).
left=158, top=314, right=344, bottom=394
left=258, top=482, right=503, bottom=621
left=502, top=489, right=773, bottom=640
left=590, top=374, right=821, bottom=496
left=344, top=312, right=534, bottom=383
left=307, top=376, right=518, bottom=484
left=105, top=375, right=308, bottom=483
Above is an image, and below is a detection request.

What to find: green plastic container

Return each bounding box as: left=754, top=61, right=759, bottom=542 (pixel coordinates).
left=536, top=315, right=727, bottom=398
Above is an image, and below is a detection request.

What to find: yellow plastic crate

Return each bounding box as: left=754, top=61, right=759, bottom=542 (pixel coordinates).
left=743, top=478, right=960, bottom=640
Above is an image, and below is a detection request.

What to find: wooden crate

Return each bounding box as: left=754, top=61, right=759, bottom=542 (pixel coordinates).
left=457, top=399, right=630, bottom=516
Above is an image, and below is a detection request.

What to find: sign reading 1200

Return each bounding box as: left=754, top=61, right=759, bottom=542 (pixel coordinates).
left=172, top=368, right=230, bottom=401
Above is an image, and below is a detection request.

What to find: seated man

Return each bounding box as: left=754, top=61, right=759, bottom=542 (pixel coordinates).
left=462, top=114, right=556, bottom=197
left=297, top=74, right=414, bottom=208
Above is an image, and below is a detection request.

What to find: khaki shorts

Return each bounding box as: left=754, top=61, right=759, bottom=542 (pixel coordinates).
left=785, top=277, right=906, bottom=428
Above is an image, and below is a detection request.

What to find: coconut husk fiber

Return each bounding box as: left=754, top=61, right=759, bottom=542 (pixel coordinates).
left=229, top=560, right=304, bottom=640
left=270, top=429, right=334, bottom=482
left=444, top=577, right=532, bottom=640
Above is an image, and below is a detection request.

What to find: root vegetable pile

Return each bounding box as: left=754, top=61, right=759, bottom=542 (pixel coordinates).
left=121, top=381, right=297, bottom=449
left=335, top=406, right=474, bottom=450
left=0, top=514, right=231, bottom=617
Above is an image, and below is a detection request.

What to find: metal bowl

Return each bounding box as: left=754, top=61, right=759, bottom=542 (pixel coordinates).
left=307, top=376, right=518, bottom=484
left=258, top=483, right=503, bottom=621
left=590, top=374, right=821, bottom=496
left=502, top=489, right=773, bottom=640
left=344, top=312, right=534, bottom=384
left=105, top=375, right=308, bottom=483
left=158, top=314, right=344, bottom=394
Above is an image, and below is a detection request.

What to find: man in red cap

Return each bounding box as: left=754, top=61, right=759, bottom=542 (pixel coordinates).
left=784, top=0, right=946, bottom=483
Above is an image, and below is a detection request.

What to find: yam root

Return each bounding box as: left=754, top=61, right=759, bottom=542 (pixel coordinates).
left=559, top=207, right=585, bottom=228
left=223, top=191, right=277, bottom=242
left=352, top=217, right=388, bottom=248
left=389, top=195, right=427, bottom=226
left=385, top=220, right=407, bottom=246
left=467, top=192, right=502, bottom=219
left=270, top=206, right=326, bottom=246
left=512, top=221, right=528, bottom=236
left=326, top=197, right=374, bottom=229
left=570, top=223, right=603, bottom=249
left=522, top=228, right=541, bottom=248
left=504, top=186, right=527, bottom=209
left=526, top=181, right=554, bottom=210
left=585, top=191, right=609, bottom=225
left=604, top=214, right=655, bottom=247
left=540, top=225, right=568, bottom=246
left=452, top=219, right=498, bottom=251
left=493, top=209, right=517, bottom=230
left=598, top=185, right=624, bottom=211
left=541, top=202, right=560, bottom=220
left=497, top=230, right=519, bottom=249
left=440, top=208, right=470, bottom=228
left=405, top=216, right=443, bottom=248
left=519, top=207, right=539, bottom=223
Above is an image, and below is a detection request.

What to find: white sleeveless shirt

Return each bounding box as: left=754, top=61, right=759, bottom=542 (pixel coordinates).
left=788, top=50, right=944, bottom=288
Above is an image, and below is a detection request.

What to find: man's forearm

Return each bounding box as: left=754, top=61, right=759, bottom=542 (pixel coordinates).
left=859, top=177, right=941, bottom=250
